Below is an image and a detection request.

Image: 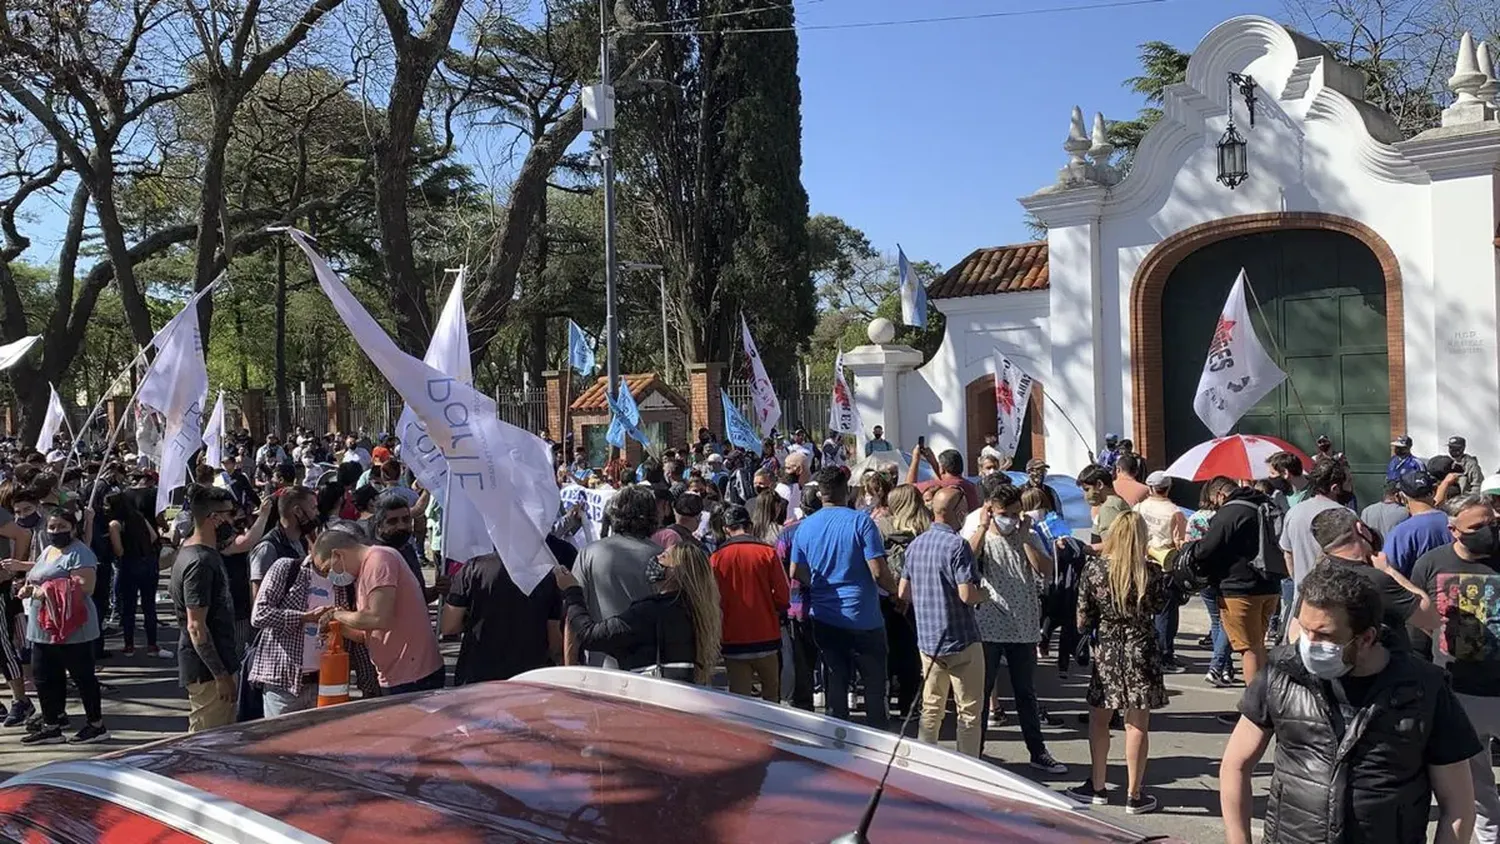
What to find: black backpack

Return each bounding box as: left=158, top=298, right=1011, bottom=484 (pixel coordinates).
left=1221, top=498, right=1289, bottom=578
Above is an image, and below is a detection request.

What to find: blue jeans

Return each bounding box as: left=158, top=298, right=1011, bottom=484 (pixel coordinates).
left=1154, top=583, right=1180, bottom=658
left=1275, top=577, right=1296, bottom=643
left=980, top=641, right=1048, bottom=758
left=263, top=684, right=318, bottom=717
left=811, top=620, right=888, bottom=730
left=1201, top=587, right=1231, bottom=673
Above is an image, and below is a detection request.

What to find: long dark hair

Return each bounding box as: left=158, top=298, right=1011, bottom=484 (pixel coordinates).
left=104, top=491, right=156, bottom=556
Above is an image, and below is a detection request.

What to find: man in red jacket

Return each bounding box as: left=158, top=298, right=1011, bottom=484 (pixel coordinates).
left=711, top=505, right=791, bottom=701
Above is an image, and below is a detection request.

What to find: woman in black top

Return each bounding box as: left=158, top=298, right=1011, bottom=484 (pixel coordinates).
left=555, top=543, right=722, bottom=684
left=105, top=492, right=169, bottom=658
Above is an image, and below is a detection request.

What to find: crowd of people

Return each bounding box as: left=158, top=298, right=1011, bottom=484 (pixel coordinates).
left=4, top=420, right=1500, bottom=841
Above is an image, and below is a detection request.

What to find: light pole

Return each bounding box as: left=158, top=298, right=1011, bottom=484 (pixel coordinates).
left=593, top=0, right=621, bottom=398
left=621, top=261, right=667, bottom=378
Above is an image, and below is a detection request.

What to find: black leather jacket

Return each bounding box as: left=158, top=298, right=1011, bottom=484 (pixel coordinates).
left=562, top=586, right=699, bottom=682
left=1258, top=645, right=1452, bottom=844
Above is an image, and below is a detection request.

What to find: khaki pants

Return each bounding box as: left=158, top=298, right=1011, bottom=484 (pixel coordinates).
left=186, top=677, right=236, bottom=733
left=725, top=654, right=780, bottom=702
left=919, top=642, right=984, bottom=757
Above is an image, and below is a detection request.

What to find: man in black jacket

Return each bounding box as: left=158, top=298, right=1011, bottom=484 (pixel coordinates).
left=1220, top=563, right=1477, bottom=844
left=1176, top=481, right=1284, bottom=692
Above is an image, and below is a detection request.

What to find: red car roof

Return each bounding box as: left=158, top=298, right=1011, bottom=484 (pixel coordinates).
left=66, top=672, right=1163, bottom=843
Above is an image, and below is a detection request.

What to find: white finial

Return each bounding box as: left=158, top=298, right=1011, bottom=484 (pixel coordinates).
left=1451, top=32, right=1485, bottom=103
left=1064, top=106, right=1090, bottom=164
left=1478, top=41, right=1498, bottom=102
left=1089, top=112, right=1115, bottom=163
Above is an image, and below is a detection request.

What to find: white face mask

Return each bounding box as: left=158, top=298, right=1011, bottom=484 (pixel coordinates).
left=995, top=515, right=1019, bottom=536
left=1298, top=636, right=1352, bottom=679
left=327, top=556, right=356, bottom=588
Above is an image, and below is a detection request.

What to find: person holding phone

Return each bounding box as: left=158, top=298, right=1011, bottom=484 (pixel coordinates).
left=907, top=441, right=980, bottom=515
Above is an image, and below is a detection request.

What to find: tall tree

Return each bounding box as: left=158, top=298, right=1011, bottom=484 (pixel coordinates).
left=615, top=0, right=814, bottom=378
left=1107, top=40, right=1191, bottom=164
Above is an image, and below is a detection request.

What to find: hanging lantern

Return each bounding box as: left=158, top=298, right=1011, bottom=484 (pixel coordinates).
left=1216, top=122, right=1248, bottom=189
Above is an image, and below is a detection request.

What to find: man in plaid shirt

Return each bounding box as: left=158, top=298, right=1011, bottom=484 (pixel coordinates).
left=898, top=487, right=986, bottom=757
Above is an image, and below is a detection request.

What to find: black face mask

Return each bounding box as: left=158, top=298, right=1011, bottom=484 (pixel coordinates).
left=215, top=521, right=236, bottom=548
left=16, top=513, right=39, bottom=530
left=380, top=529, right=413, bottom=549
left=1459, top=524, right=1500, bottom=558
left=46, top=531, right=71, bottom=549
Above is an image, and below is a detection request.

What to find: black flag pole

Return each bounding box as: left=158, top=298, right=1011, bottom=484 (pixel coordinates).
left=1240, top=273, right=1318, bottom=446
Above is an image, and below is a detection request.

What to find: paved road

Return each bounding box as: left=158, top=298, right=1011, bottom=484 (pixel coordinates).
left=1, top=599, right=1477, bottom=843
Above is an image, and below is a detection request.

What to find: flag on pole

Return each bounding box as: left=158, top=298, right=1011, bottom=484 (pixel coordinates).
left=606, top=380, right=649, bottom=449
left=992, top=349, right=1035, bottom=458
left=568, top=319, right=596, bottom=376
left=898, top=246, right=927, bottom=329
left=35, top=384, right=66, bottom=453
left=288, top=230, right=558, bottom=594
left=202, top=392, right=226, bottom=468
left=722, top=390, right=762, bottom=452
left=136, top=304, right=210, bottom=516
left=739, top=314, right=781, bottom=436
left=827, top=350, right=863, bottom=435
left=393, top=269, right=493, bottom=564
left=0, top=336, right=40, bottom=371
left=1192, top=270, right=1287, bottom=437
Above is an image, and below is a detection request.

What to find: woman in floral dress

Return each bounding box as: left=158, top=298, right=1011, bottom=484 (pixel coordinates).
left=1067, top=511, right=1169, bottom=815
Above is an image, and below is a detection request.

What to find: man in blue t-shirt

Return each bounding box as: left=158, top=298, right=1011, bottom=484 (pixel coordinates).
left=1384, top=470, right=1452, bottom=577
left=790, top=466, right=899, bottom=730
left=1387, top=435, right=1425, bottom=482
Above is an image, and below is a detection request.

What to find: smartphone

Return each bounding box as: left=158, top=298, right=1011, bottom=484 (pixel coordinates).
left=917, top=436, right=926, bottom=449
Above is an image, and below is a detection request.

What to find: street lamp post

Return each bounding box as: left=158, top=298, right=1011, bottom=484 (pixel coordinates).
left=594, top=0, right=621, bottom=399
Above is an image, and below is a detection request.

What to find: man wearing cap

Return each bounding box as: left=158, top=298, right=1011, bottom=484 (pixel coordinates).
left=710, top=504, right=789, bottom=702
left=1382, top=470, right=1452, bottom=578
left=1447, top=436, right=1485, bottom=496
left=1387, top=435, right=1424, bottom=482
left=1098, top=433, right=1122, bottom=471
left=1022, top=458, right=1063, bottom=514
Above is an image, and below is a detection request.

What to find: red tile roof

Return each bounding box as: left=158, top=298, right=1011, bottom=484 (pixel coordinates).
left=570, top=373, right=688, bottom=414
left=929, top=241, right=1049, bottom=300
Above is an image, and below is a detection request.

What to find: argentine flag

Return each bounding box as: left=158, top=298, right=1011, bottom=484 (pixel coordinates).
left=898, top=245, right=927, bottom=328
left=568, top=319, right=596, bottom=376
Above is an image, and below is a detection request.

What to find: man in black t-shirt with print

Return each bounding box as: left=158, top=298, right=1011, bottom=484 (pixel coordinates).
left=1304, top=507, right=1437, bottom=649
left=1410, top=492, right=1500, bottom=841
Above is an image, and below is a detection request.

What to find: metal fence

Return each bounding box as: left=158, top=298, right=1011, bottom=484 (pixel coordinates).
left=725, top=378, right=833, bottom=441
left=496, top=387, right=550, bottom=434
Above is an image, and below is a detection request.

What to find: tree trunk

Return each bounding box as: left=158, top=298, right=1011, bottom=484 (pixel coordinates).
left=526, top=314, right=547, bottom=387
left=191, top=105, right=239, bottom=351
left=235, top=301, right=249, bottom=391
left=274, top=239, right=290, bottom=435
left=89, top=172, right=154, bottom=347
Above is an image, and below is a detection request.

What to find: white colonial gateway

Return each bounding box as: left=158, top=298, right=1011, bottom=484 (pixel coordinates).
left=846, top=15, right=1500, bottom=501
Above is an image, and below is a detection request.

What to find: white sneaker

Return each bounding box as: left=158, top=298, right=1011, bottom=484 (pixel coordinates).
left=150, top=647, right=174, bottom=659
left=813, top=691, right=826, bottom=710
left=848, top=692, right=859, bottom=712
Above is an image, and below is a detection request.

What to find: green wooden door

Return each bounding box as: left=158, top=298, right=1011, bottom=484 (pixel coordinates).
left=1159, top=229, right=1389, bottom=504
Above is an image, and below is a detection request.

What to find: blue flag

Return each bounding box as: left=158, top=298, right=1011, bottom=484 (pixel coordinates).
left=606, top=380, right=649, bottom=449
left=568, top=319, right=596, bottom=376
left=898, top=245, right=927, bottom=329
left=721, top=390, right=762, bottom=452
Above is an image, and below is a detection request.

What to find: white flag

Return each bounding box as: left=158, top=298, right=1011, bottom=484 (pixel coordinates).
left=393, top=269, right=494, bottom=564
left=992, top=350, right=1035, bottom=458
left=1192, top=270, right=1286, bottom=437
left=0, top=336, right=40, bottom=371
left=202, top=391, right=226, bottom=469
left=288, top=230, right=558, bottom=593
left=138, top=304, right=209, bottom=516
left=35, top=384, right=66, bottom=453
left=740, top=314, right=781, bottom=437
left=827, top=350, right=863, bottom=435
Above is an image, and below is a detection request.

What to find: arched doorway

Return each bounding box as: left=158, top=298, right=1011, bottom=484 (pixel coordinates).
left=965, top=375, right=1045, bottom=473
left=1132, top=214, right=1404, bottom=505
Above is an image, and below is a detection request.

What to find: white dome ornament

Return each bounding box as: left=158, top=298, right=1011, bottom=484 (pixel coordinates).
left=867, top=317, right=896, bottom=345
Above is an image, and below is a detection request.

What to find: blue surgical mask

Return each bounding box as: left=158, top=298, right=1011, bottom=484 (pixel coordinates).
left=995, top=516, right=1019, bottom=536
left=328, top=564, right=356, bottom=588
left=1298, top=636, right=1352, bottom=679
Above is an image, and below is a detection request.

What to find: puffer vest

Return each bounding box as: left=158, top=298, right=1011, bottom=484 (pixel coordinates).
left=1260, top=646, right=1448, bottom=844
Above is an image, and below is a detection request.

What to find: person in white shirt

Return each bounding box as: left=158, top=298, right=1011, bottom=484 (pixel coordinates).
left=1134, top=470, right=1188, bottom=674
left=341, top=436, right=372, bottom=468
left=980, top=433, right=1004, bottom=464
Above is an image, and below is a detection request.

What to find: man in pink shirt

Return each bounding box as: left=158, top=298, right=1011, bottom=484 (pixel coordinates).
left=315, top=526, right=444, bottom=694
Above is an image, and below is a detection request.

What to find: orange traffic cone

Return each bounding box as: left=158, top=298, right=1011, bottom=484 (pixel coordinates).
left=317, top=619, right=351, bottom=707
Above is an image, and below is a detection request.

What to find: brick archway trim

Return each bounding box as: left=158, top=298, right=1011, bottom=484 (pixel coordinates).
left=964, top=374, right=1045, bottom=471
left=1130, top=212, right=1406, bottom=464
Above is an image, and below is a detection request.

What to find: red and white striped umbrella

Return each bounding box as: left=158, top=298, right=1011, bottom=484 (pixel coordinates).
left=1164, top=434, right=1312, bottom=482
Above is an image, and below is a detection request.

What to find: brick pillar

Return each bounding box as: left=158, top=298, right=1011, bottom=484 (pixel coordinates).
left=543, top=370, right=566, bottom=442
left=104, top=397, right=129, bottom=439
left=323, top=383, right=350, bottom=435
left=688, top=362, right=726, bottom=441
left=241, top=388, right=267, bottom=443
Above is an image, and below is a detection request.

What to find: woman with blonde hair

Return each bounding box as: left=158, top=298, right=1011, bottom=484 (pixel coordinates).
left=556, top=543, right=722, bottom=686
left=880, top=484, right=929, bottom=717
left=1067, top=511, right=1169, bottom=815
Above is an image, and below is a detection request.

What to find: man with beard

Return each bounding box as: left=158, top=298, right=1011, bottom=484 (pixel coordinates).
left=1304, top=507, right=1436, bottom=648
left=170, top=487, right=242, bottom=732
left=364, top=492, right=445, bottom=604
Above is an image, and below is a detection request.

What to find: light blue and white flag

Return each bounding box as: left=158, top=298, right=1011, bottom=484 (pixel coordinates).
left=567, top=319, right=596, bottom=376
left=898, top=245, right=927, bottom=329
left=722, top=390, right=762, bottom=452
left=606, top=380, right=649, bottom=449
left=202, top=391, right=226, bottom=469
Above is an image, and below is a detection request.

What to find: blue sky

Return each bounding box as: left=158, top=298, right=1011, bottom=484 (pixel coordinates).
left=796, top=0, right=1282, bottom=268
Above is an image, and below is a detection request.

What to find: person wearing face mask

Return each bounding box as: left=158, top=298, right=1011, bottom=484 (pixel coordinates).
left=248, top=487, right=320, bottom=604
left=1386, top=434, right=1425, bottom=482
left=1077, top=465, right=1130, bottom=551
left=248, top=523, right=376, bottom=716
left=1409, top=494, right=1500, bottom=838
left=314, top=525, right=444, bottom=694
left=1301, top=507, right=1437, bottom=650
left=1221, top=563, right=1478, bottom=844
left=1277, top=459, right=1355, bottom=640
left=364, top=492, right=445, bottom=604
left=169, top=486, right=244, bottom=732
left=8, top=507, right=106, bottom=744
left=1446, top=435, right=1486, bottom=495
left=1381, top=470, right=1452, bottom=578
